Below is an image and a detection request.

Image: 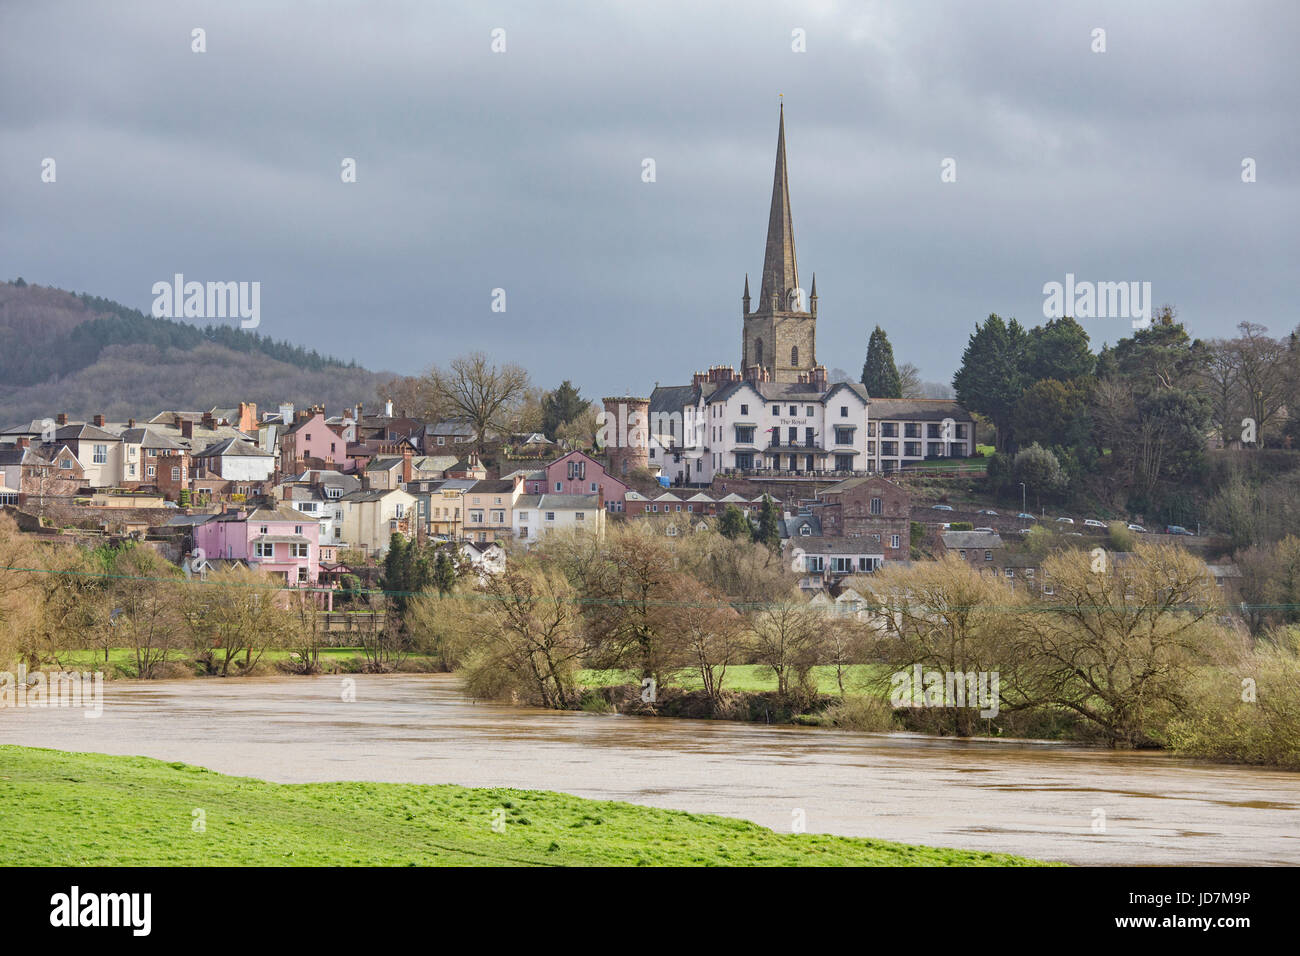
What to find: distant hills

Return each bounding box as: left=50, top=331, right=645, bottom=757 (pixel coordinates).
left=0, top=278, right=387, bottom=423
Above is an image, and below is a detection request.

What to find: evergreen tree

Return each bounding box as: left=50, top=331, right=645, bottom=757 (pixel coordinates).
left=860, top=326, right=902, bottom=398
left=752, top=496, right=782, bottom=552
left=718, top=504, right=751, bottom=540
left=952, top=314, right=1030, bottom=452
left=540, top=380, right=587, bottom=439
left=432, top=550, right=457, bottom=596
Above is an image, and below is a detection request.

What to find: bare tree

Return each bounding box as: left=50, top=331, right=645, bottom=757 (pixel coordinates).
left=429, top=352, right=530, bottom=452
left=1230, top=322, right=1289, bottom=443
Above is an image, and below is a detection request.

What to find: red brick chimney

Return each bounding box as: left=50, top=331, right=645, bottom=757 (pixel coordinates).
left=201, top=411, right=215, bottom=430
left=128, top=418, right=136, bottom=429
left=56, top=413, right=67, bottom=425
left=402, top=446, right=412, bottom=484
left=93, top=414, right=105, bottom=427
left=16, top=437, right=29, bottom=449
left=181, top=420, right=194, bottom=439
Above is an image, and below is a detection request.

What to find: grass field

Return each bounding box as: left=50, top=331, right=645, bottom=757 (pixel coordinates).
left=0, top=746, right=1052, bottom=866
left=579, top=664, right=890, bottom=696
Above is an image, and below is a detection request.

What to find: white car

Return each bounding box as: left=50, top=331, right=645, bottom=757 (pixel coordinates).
left=1055, top=517, right=1074, bottom=525
left=977, top=509, right=999, bottom=516
left=1127, top=524, right=1147, bottom=533
left=973, top=527, right=994, bottom=533
left=1083, top=519, right=1106, bottom=528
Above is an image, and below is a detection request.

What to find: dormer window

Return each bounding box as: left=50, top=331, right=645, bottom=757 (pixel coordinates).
left=799, top=525, right=811, bottom=536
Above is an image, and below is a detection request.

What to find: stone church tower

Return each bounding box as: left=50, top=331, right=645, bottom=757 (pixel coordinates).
left=742, top=103, right=817, bottom=383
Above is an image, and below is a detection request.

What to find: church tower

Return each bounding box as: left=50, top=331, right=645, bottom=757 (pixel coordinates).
left=742, top=103, right=817, bottom=383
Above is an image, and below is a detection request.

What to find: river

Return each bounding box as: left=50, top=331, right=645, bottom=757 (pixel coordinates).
left=2, top=674, right=1297, bottom=865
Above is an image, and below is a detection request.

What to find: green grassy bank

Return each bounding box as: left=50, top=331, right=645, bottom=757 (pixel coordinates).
left=0, top=746, right=1053, bottom=867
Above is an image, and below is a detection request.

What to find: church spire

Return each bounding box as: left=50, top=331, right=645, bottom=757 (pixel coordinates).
left=758, top=101, right=799, bottom=313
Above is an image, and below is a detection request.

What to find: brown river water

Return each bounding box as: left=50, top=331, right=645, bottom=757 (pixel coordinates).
left=2, top=674, right=1297, bottom=865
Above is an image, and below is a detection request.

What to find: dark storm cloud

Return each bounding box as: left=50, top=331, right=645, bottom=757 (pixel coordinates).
left=1, top=0, right=1296, bottom=396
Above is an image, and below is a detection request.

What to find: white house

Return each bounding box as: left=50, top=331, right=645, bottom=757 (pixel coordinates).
left=511, top=493, right=605, bottom=546
left=339, top=487, right=417, bottom=556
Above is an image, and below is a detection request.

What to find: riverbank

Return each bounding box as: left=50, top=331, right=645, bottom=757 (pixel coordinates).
left=0, top=745, right=1051, bottom=866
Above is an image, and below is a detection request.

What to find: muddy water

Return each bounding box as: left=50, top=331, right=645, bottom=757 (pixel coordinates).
left=2, top=674, right=1297, bottom=865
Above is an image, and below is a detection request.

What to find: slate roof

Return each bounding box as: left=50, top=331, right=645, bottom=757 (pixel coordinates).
left=941, top=531, right=1004, bottom=549
left=869, top=398, right=972, bottom=422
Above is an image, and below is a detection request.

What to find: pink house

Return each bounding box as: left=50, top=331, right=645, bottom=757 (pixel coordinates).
left=192, top=504, right=322, bottom=586
left=527, top=450, right=628, bottom=511
left=279, top=413, right=349, bottom=475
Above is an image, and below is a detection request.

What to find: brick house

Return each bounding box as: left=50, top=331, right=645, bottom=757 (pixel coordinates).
left=818, top=475, right=912, bottom=562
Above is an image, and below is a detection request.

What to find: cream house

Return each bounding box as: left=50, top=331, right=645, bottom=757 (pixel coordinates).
left=338, top=487, right=417, bottom=556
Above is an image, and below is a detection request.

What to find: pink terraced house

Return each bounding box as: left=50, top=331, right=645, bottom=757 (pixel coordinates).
left=192, top=505, right=322, bottom=586
left=279, top=412, right=349, bottom=475
left=527, top=450, right=629, bottom=511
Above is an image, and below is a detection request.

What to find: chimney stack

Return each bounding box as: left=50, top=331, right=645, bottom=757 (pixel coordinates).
left=16, top=436, right=29, bottom=449
left=402, top=446, right=412, bottom=484
left=385, top=398, right=394, bottom=418
left=128, top=418, right=136, bottom=429
left=201, top=411, right=215, bottom=430
left=181, top=420, right=194, bottom=439
left=93, top=413, right=105, bottom=427
left=56, top=413, right=67, bottom=426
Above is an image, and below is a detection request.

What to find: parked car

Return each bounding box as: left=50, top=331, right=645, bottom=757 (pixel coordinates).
left=1015, top=527, right=1032, bottom=534
left=1016, top=512, right=1035, bottom=520
left=1055, top=517, right=1075, bottom=525
left=931, top=504, right=953, bottom=511
left=1083, top=519, right=1106, bottom=528
left=1127, top=523, right=1147, bottom=533
left=977, top=509, right=999, bottom=516
left=973, top=527, right=995, bottom=533
left=1166, top=525, right=1194, bottom=536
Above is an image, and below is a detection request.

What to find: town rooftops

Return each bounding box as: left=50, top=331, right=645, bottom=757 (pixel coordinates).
left=116, top=427, right=185, bottom=450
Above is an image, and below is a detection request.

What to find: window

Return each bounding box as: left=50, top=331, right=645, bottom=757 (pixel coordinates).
left=298, top=567, right=308, bottom=583
left=60, top=458, right=73, bottom=470
left=437, top=437, right=445, bottom=445
left=330, top=442, right=336, bottom=453
left=494, top=497, right=502, bottom=505
left=651, top=504, right=658, bottom=512
left=172, top=466, right=181, bottom=480
left=299, top=502, right=318, bottom=512
left=326, top=486, right=342, bottom=498
left=805, top=427, right=814, bottom=445
left=735, top=425, right=755, bottom=444
left=545, top=512, right=556, bottom=521
left=127, top=463, right=135, bottom=476
left=771, top=405, right=780, bottom=415
left=806, top=406, right=814, bottom=416
left=959, top=550, right=967, bottom=559
left=985, top=550, right=992, bottom=561
left=788, top=405, right=797, bottom=416
left=260, top=525, right=269, bottom=534
left=147, top=465, right=155, bottom=477
left=740, top=404, right=749, bottom=415
left=255, top=542, right=274, bottom=558
left=394, top=503, right=405, bottom=518
left=576, top=512, right=585, bottom=521
left=806, top=556, right=824, bottom=572
left=799, top=525, right=811, bottom=537
left=870, top=497, right=882, bottom=515
left=590, top=482, right=597, bottom=493
left=555, top=481, right=562, bottom=491
left=294, top=525, right=303, bottom=534
left=834, top=427, right=854, bottom=444
left=518, top=511, right=528, bottom=522
left=291, top=543, right=308, bottom=558
left=841, top=406, right=848, bottom=418
left=1005, top=568, right=1015, bottom=579
left=469, top=510, right=484, bottom=524
left=518, top=527, right=528, bottom=538
left=491, top=510, right=505, bottom=523
left=791, top=346, right=799, bottom=365
left=128, top=446, right=136, bottom=459
left=891, top=534, right=900, bottom=549
left=93, top=444, right=107, bottom=464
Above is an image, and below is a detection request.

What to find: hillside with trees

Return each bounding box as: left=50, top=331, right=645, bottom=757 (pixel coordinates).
left=0, top=278, right=387, bottom=421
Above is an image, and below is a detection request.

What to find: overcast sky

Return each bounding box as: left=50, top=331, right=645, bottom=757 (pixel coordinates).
left=2, top=0, right=1297, bottom=398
